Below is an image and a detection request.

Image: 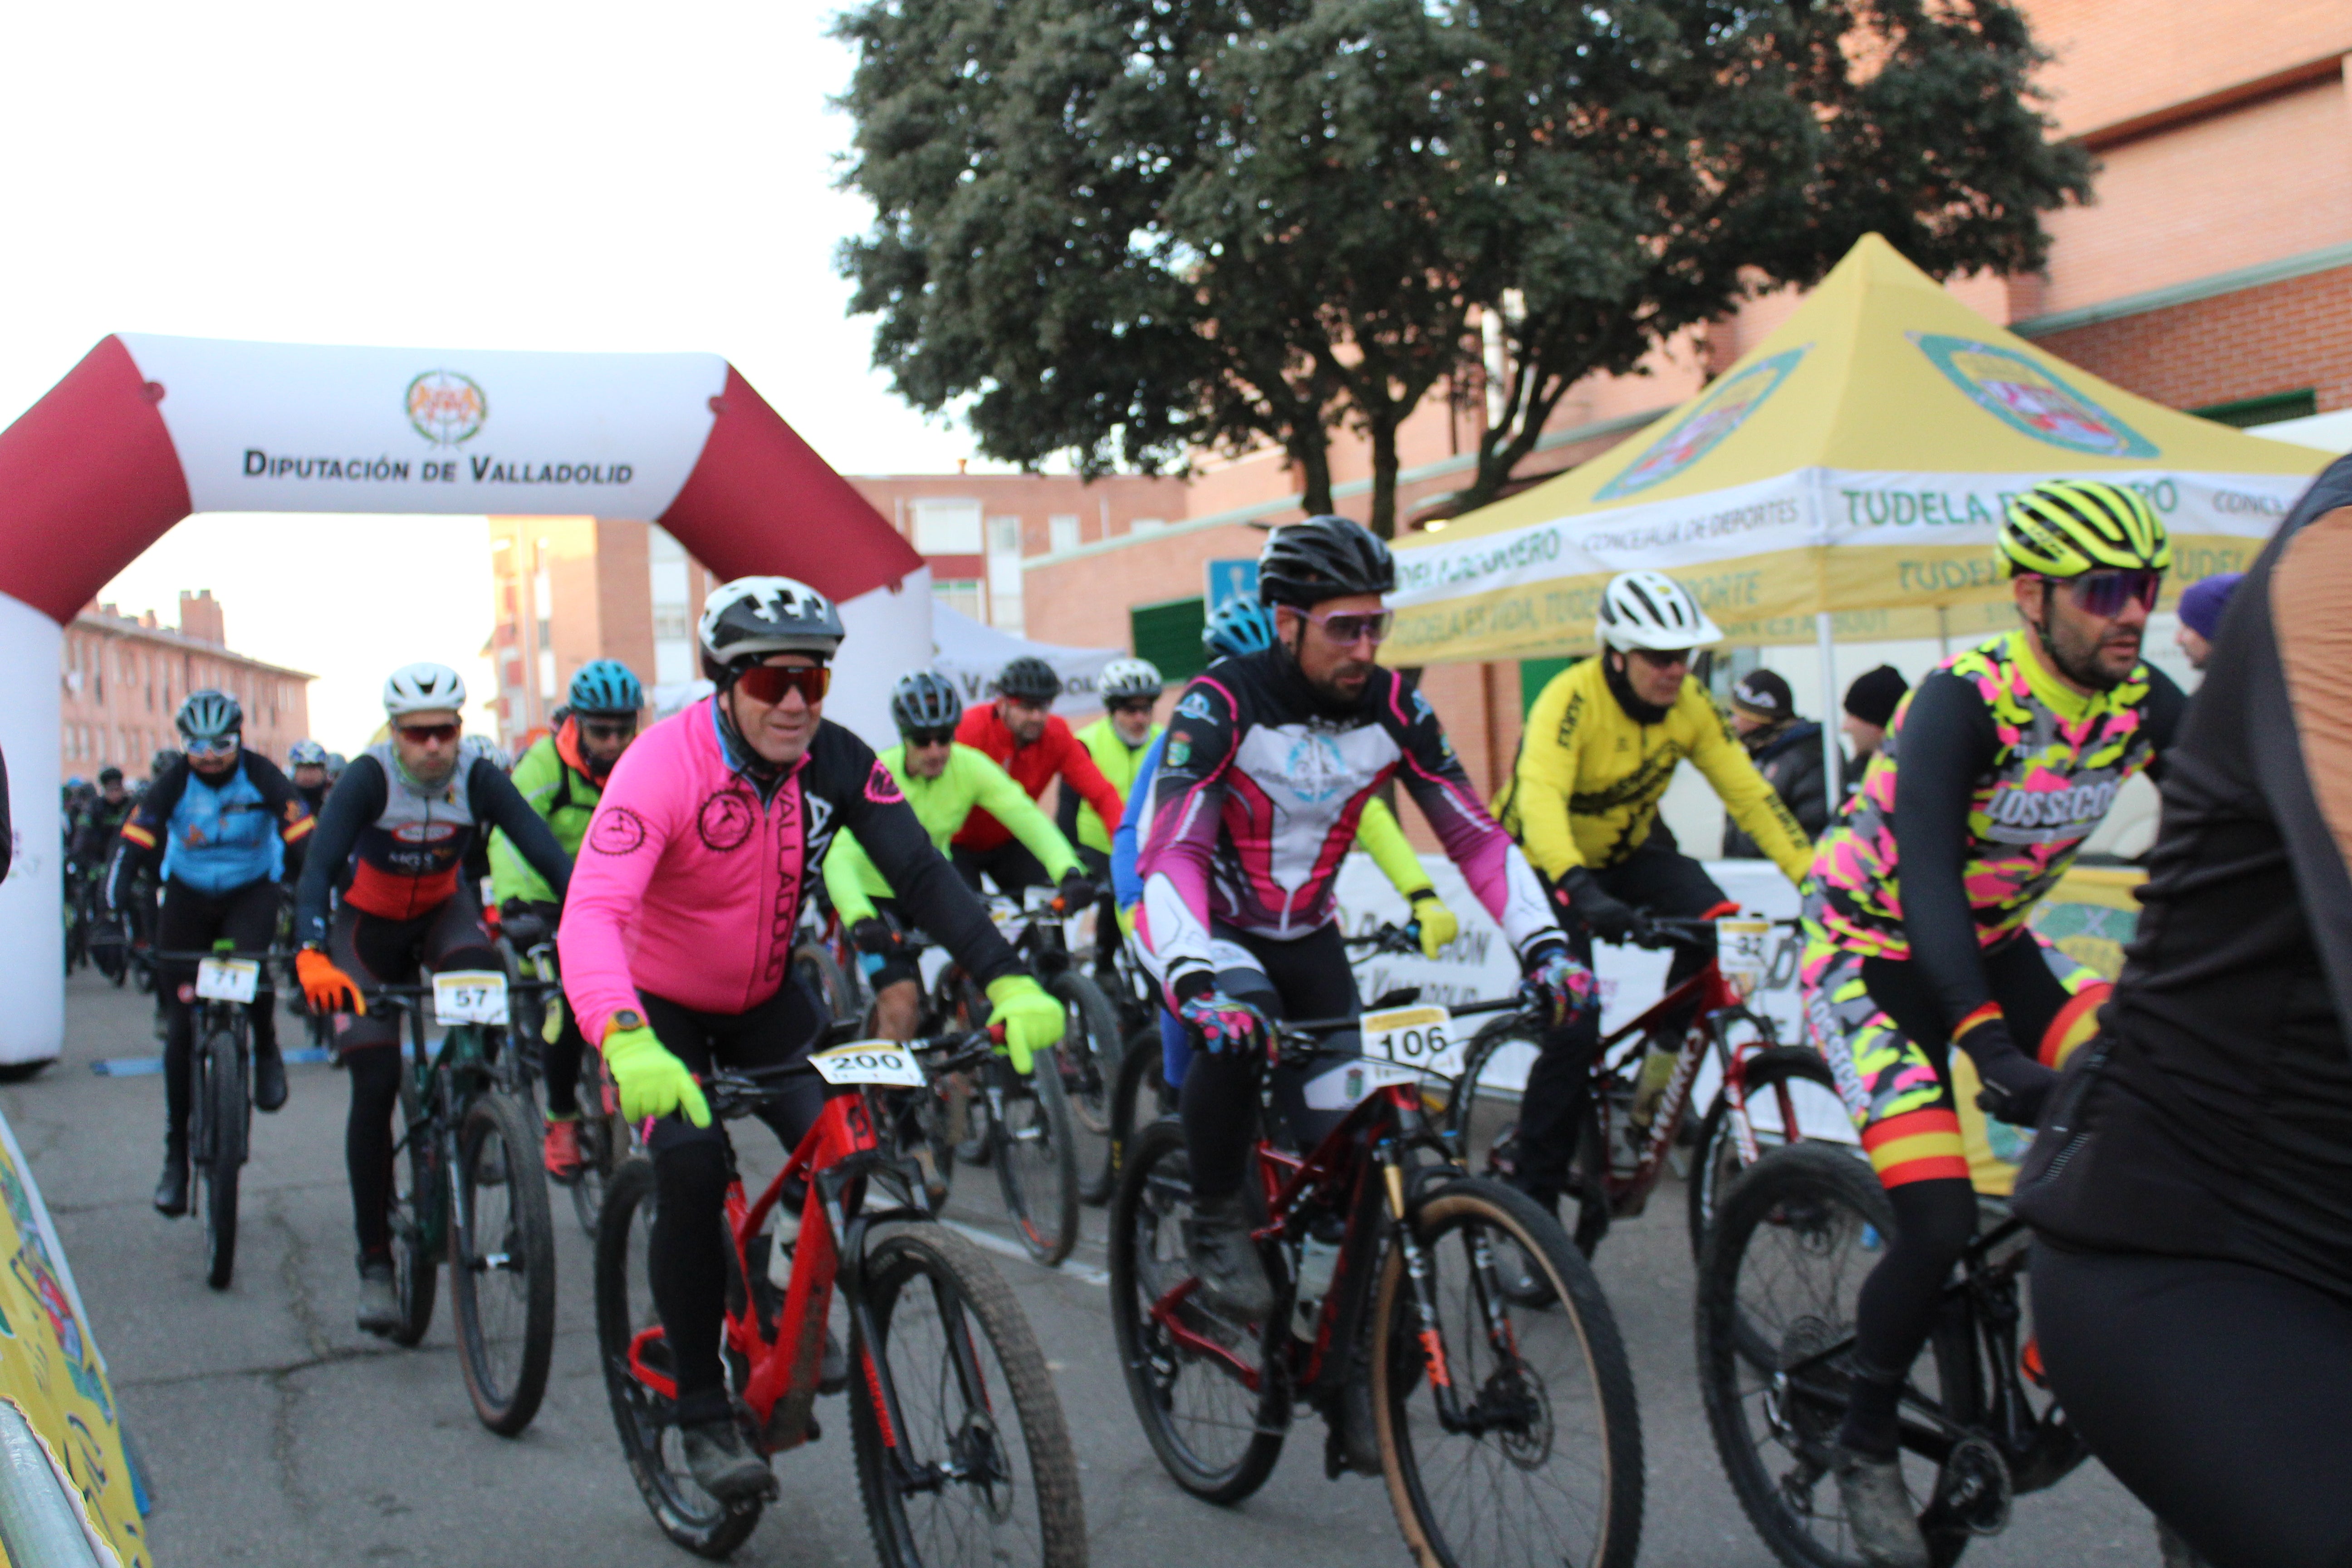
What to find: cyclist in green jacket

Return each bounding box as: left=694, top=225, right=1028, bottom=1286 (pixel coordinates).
left=824, top=671, right=1091, bottom=1043
left=490, top=659, right=644, bottom=1179
left=1058, top=657, right=1165, bottom=872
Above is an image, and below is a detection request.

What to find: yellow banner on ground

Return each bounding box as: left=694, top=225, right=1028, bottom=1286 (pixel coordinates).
left=0, top=1116, right=149, bottom=1565
left=1387, top=235, right=2322, bottom=665
left=1956, top=866, right=2146, bottom=1197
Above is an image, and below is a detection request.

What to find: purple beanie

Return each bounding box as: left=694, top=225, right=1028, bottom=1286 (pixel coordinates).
left=2178, top=573, right=2244, bottom=641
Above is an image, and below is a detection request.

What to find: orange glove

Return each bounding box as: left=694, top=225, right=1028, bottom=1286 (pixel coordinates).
left=296, top=948, right=366, bottom=1015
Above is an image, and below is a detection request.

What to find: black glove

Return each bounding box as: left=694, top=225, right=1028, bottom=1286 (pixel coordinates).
left=849, top=917, right=902, bottom=957
left=1056, top=869, right=1096, bottom=913
left=1554, top=867, right=1643, bottom=944
left=1958, top=1017, right=2058, bottom=1127
left=499, top=898, right=551, bottom=948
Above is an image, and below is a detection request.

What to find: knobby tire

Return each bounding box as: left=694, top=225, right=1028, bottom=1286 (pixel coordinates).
left=452, top=1090, right=558, bottom=1435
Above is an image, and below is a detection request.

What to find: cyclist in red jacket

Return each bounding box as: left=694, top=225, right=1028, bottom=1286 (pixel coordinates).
left=950, top=657, right=1128, bottom=895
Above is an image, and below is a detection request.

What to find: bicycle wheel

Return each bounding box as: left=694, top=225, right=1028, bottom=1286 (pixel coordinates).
left=795, top=940, right=865, bottom=1027
left=1106, top=1022, right=1172, bottom=1200
left=851, top=1224, right=1087, bottom=1568
left=991, top=1049, right=1081, bottom=1265
left=1051, top=970, right=1125, bottom=1205
left=1686, top=1046, right=1845, bottom=1258
left=595, top=1157, right=763, bottom=1558
left=1374, top=1175, right=1644, bottom=1568
left=1451, top=1019, right=1610, bottom=1261
left=1695, top=1142, right=1972, bottom=1568
left=571, top=1106, right=626, bottom=1239
left=451, top=1091, right=558, bottom=1435
left=1107, top=1120, right=1287, bottom=1503
left=385, top=1060, right=440, bottom=1348
left=198, top=1029, right=246, bottom=1291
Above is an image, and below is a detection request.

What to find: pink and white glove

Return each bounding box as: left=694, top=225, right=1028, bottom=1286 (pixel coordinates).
left=1521, top=946, right=1599, bottom=1029
left=1177, top=988, right=1267, bottom=1056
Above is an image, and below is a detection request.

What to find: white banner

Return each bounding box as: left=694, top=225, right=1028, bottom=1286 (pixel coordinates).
left=118, top=334, right=726, bottom=520
left=930, top=602, right=1123, bottom=719
left=1390, top=466, right=2309, bottom=609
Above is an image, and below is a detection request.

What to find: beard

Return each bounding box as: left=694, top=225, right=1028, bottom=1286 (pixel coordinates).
left=2043, top=608, right=2140, bottom=691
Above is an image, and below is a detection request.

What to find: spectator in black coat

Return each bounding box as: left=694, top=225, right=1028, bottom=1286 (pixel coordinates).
left=1721, top=669, right=1832, bottom=856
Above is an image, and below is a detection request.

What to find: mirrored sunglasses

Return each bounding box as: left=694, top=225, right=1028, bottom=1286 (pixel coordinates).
left=397, top=723, right=460, bottom=745
left=182, top=735, right=240, bottom=756
left=1306, top=608, right=1394, bottom=647
left=735, top=663, right=830, bottom=705
left=2063, top=568, right=2162, bottom=620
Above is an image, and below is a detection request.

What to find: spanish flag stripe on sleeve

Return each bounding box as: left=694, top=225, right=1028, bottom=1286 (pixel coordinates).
left=120, top=823, right=156, bottom=850
left=282, top=815, right=315, bottom=843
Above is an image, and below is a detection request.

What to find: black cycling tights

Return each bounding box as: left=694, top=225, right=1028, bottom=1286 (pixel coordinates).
left=1179, top=922, right=1359, bottom=1204
left=1837, top=1177, right=1979, bottom=1455
left=347, top=1046, right=402, bottom=1262
left=2033, top=1241, right=2352, bottom=1568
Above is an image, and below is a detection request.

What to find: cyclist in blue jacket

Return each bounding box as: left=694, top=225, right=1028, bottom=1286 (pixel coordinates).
left=106, top=691, right=314, bottom=1216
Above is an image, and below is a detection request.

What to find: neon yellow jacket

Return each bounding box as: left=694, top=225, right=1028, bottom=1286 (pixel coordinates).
left=1495, top=657, right=1812, bottom=884
left=1069, top=715, right=1163, bottom=854
left=823, top=742, right=1081, bottom=925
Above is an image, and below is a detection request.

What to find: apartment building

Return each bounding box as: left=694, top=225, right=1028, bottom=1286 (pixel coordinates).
left=61, top=592, right=314, bottom=777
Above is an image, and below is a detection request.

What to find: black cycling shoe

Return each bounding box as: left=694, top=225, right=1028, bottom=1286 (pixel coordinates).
left=153, top=1152, right=189, bottom=1218
left=680, top=1418, right=775, bottom=1504
left=1185, top=1191, right=1274, bottom=1321
left=252, top=1046, right=288, bottom=1112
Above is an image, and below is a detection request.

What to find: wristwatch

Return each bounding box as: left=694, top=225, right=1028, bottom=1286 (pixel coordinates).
left=610, top=1009, right=645, bottom=1033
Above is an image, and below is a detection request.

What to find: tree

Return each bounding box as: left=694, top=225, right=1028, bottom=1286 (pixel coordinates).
left=835, top=0, right=2090, bottom=537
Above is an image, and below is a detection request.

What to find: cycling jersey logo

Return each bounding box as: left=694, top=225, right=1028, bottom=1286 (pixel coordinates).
left=1595, top=346, right=1808, bottom=500
left=1174, top=691, right=1216, bottom=722
left=697, top=789, right=756, bottom=852
left=1980, top=778, right=2120, bottom=844
left=1911, top=334, right=2159, bottom=459
left=389, top=820, right=463, bottom=845
left=405, top=370, right=488, bottom=447
left=863, top=760, right=904, bottom=805
left=1283, top=733, right=1350, bottom=804
left=588, top=805, right=648, bottom=856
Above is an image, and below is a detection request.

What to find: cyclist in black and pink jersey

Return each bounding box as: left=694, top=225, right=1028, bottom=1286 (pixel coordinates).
left=1134, top=515, right=1591, bottom=1333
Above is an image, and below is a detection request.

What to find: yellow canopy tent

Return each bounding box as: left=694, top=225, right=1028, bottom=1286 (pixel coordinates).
left=1387, top=234, right=2326, bottom=667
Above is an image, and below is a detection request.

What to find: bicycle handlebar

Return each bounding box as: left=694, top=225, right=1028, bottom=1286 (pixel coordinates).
left=698, top=1026, right=1000, bottom=1119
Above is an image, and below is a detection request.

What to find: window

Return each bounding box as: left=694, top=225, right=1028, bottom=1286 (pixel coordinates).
left=986, top=517, right=1024, bottom=634
left=911, top=498, right=984, bottom=555
left=931, top=579, right=985, bottom=623
left=1130, top=517, right=1166, bottom=533
left=2191, top=389, right=2318, bottom=429
left=1049, top=514, right=1081, bottom=554
left=1130, top=596, right=1207, bottom=683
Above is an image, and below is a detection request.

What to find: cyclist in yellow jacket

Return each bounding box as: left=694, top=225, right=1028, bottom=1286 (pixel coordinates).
left=1491, top=569, right=1813, bottom=1216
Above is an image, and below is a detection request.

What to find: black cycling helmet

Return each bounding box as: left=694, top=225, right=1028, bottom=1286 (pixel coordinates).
left=993, top=657, right=1063, bottom=704
left=890, top=671, right=964, bottom=735
left=1257, top=514, right=1394, bottom=608
left=175, top=688, right=242, bottom=742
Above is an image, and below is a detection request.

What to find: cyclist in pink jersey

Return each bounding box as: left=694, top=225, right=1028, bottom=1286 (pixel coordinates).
left=559, top=576, right=1065, bottom=1504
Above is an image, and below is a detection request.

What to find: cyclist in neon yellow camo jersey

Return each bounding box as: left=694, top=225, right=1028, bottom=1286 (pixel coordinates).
left=1798, top=478, right=2188, bottom=1567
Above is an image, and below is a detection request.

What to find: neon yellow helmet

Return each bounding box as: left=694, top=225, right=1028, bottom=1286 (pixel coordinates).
left=1997, top=479, right=2171, bottom=578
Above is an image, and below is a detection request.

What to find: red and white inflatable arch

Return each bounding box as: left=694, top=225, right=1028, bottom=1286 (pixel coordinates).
left=0, top=333, right=931, bottom=1064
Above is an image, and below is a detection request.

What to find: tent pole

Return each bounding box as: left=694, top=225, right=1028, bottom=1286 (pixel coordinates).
left=1816, top=610, right=1841, bottom=815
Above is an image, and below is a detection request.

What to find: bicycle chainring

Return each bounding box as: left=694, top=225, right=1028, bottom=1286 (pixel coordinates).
left=1928, top=1432, right=2013, bottom=1537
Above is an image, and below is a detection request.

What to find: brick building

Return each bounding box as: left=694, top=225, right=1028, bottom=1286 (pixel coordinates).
left=61, top=593, right=314, bottom=778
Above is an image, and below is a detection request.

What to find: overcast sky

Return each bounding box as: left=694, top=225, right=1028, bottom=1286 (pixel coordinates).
left=1, top=2, right=990, bottom=752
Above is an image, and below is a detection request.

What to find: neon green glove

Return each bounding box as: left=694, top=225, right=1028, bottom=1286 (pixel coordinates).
left=1409, top=893, right=1460, bottom=960
left=985, top=974, right=1065, bottom=1076
left=602, top=1020, right=710, bottom=1128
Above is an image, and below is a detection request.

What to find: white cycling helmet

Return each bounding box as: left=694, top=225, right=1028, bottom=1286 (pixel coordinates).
left=383, top=662, right=468, bottom=716
left=697, top=575, right=844, bottom=679
left=1098, top=657, right=1164, bottom=703
left=1595, top=570, right=1722, bottom=652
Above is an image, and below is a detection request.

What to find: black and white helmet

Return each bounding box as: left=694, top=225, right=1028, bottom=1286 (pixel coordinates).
left=383, top=662, right=468, bottom=716
left=1595, top=570, right=1722, bottom=652
left=175, top=689, right=242, bottom=742
left=288, top=739, right=329, bottom=767
left=1098, top=657, right=1163, bottom=703
left=889, top=671, right=964, bottom=735
left=697, top=576, right=844, bottom=679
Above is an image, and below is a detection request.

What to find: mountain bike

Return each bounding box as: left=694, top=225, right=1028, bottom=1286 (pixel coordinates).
left=495, top=906, right=629, bottom=1238
left=1696, top=1142, right=2087, bottom=1567
left=1448, top=914, right=1839, bottom=1259
left=985, top=886, right=1125, bottom=1207
left=882, top=904, right=1085, bottom=1266
left=594, top=1027, right=1087, bottom=1565
left=153, top=943, right=294, bottom=1289
left=365, top=970, right=563, bottom=1436
left=1109, top=992, right=1644, bottom=1568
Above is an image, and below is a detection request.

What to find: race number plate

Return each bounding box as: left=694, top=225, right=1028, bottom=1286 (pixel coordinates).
left=1357, top=1005, right=1462, bottom=1078
left=1301, top=1058, right=1423, bottom=1111
left=194, top=957, right=260, bottom=1004
left=1716, top=917, right=1773, bottom=996
left=432, top=970, right=510, bottom=1026
left=810, top=1040, right=928, bottom=1089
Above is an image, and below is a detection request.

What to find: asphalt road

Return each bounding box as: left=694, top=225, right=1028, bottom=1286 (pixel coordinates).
left=20, top=969, right=2166, bottom=1568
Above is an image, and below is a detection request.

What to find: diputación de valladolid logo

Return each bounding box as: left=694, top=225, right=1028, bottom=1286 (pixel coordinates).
left=239, top=366, right=635, bottom=488
left=405, top=369, right=489, bottom=446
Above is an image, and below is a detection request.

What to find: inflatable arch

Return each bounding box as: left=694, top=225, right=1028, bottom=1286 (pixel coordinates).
left=0, top=333, right=931, bottom=1064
